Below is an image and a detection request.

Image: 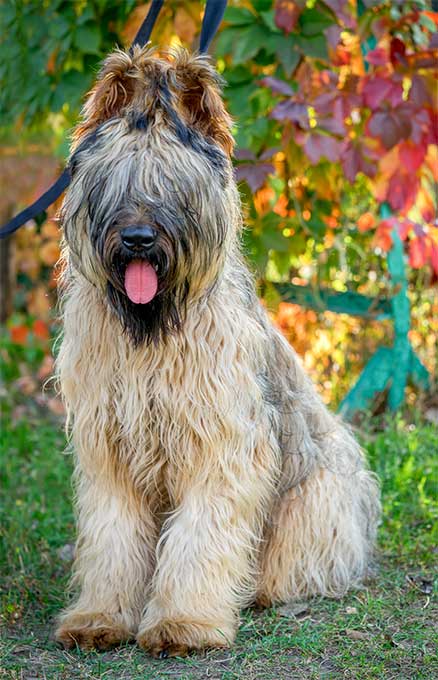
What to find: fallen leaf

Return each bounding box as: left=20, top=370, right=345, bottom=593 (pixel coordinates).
left=345, top=629, right=369, bottom=641
left=277, top=602, right=309, bottom=618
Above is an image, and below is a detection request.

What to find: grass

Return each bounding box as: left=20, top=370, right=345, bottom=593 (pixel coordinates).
left=1, top=380, right=437, bottom=679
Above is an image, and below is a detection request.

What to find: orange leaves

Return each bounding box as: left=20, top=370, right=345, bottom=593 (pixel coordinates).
left=9, top=319, right=50, bottom=345
left=174, top=6, right=197, bottom=44
left=357, top=212, right=375, bottom=233
left=409, top=230, right=438, bottom=274
left=271, top=302, right=396, bottom=405
left=33, top=319, right=49, bottom=340
left=374, top=222, right=393, bottom=252
left=27, top=286, right=51, bottom=319
left=122, top=2, right=201, bottom=47
left=416, top=187, right=435, bottom=223
left=409, top=237, right=427, bottom=269
left=40, top=240, right=60, bottom=267
left=10, top=325, right=29, bottom=345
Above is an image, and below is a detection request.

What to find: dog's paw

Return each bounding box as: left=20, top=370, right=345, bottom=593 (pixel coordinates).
left=137, top=618, right=233, bottom=657
left=55, top=612, right=132, bottom=651
left=253, top=592, right=273, bottom=609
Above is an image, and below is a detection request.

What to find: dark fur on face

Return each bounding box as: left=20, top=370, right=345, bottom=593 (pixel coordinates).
left=61, top=48, right=237, bottom=346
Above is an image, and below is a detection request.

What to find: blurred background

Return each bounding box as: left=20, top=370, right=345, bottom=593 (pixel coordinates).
left=0, top=0, right=437, bottom=419
left=1, top=4, right=438, bottom=674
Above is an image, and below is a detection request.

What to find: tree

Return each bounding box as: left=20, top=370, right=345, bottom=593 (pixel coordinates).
left=216, top=0, right=438, bottom=288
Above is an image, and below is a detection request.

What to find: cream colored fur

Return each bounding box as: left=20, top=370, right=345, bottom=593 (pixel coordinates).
left=54, top=46, right=380, bottom=657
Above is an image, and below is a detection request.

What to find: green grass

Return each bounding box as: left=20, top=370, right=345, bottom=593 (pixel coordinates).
left=1, top=389, right=437, bottom=679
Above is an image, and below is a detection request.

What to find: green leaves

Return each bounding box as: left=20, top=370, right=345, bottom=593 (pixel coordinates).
left=298, top=7, right=335, bottom=36
left=74, top=24, right=101, bottom=55
left=0, top=0, right=132, bottom=131
left=275, top=35, right=302, bottom=77
left=223, top=7, right=255, bottom=26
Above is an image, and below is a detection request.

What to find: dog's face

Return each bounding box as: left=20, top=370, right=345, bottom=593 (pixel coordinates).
left=61, top=48, right=238, bottom=345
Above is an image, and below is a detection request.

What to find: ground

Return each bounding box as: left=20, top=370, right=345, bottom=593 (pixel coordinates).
left=1, top=385, right=437, bottom=679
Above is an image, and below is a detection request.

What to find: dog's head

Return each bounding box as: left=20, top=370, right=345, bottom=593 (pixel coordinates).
left=61, top=47, right=238, bottom=345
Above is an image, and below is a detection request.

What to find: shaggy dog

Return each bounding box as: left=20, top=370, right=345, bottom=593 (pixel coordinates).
left=54, top=46, right=380, bottom=657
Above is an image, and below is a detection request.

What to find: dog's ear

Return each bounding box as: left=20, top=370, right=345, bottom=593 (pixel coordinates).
left=173, top=53, right=234, bottom=156
left=73, top=50, right=136, bottom=146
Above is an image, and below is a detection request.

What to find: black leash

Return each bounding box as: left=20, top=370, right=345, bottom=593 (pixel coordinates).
left=130, top=0, right=165, bottom=54
left=200, top=0, right=227, bottom=53
left=0, top=0, right=227, bottom=240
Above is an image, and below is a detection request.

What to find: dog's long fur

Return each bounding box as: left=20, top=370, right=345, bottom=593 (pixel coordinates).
left=55, top=46, right=380, bottom=656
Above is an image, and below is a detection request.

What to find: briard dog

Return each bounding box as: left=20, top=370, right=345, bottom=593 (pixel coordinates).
left=54, top=46, right=380, bottom=657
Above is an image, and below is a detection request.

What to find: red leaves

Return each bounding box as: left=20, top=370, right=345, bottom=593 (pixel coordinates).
left=409, top=75, right=431, bottom=107
left=373, top=217, right=438, bottom=273
left=367, top=38, right=407, bottom=67
left=431, top=241, right=438, bottom=275
left=368, top=109, right=412, bottom=150
left=232, top=1, right=438, bottom=278
left=235, top=150, right=275, bottom=192
left=341, top=140, right=377, bottom=183
left=271, top=99, right=309, bottom=125
left=296, top=130, right=341, bottom=163
left=362, top=76, right=403, bottom=110
left=399, top=141, right=426, bottom=172
left=259, top=76, right=294, bottom=97
left=274, top=0, right=303, bottom=34
left=367, top=99, right=430, bottom=151
left=386, top=169, right=419, bottom=213
left=390, top=37, right=407, bottom=66
left=409, top=234, right=427, bottom=268
left=322, top=0, right=355, bottom=29
left=366, top=47, right=388, bottom=66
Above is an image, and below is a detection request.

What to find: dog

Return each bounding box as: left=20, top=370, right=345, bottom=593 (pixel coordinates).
left=54, top=46, right=380, bottom=657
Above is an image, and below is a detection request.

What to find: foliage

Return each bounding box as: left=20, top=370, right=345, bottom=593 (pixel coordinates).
left=0, top=0, right=135, bottom=131
left=216, top=0, right=438, bottom=283
left=1, top=1, right=437, bottom=406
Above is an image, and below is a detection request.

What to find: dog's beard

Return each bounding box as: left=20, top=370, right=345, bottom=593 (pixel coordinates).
left=105, top=249, right=189, bottom=346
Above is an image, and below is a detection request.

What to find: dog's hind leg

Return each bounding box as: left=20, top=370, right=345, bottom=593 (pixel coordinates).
left=55, top=473, right=157, bottom=650
left=257, top=433, right=380, bottom=605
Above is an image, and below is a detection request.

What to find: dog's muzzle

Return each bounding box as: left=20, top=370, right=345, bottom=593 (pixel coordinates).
left=121, top=224, right=158, bottom=253
left=121, top=225, right=159, bottom=305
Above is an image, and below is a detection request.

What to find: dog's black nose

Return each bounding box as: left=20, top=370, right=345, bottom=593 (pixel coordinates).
left=121, top=225, right=157, bottom=252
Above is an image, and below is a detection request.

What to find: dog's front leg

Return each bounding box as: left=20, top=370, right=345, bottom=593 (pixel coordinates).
left=55, top=473, right=157, bottom=650
left=137, top=469, right=270, bottom=657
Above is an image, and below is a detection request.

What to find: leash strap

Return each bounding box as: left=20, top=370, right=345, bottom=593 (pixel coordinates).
left=0, top=168, right=71, bottom=239
left=0, top=0, right=227, bottom=239
left=130, top=0, right=165, bottom=54
left=200, top=0, right=227, bottom=53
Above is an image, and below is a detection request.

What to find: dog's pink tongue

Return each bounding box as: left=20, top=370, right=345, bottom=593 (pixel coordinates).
left=124, top=260, right=158, bottom=304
